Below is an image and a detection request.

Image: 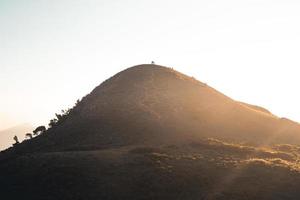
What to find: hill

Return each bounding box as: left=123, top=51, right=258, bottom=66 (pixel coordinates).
left=2, top=64, right=300, bottom=200
left=5, top=64, right=300, bottom=154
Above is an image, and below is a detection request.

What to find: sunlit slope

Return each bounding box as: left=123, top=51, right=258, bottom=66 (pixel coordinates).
left=8, top=64, right=300, bottom=152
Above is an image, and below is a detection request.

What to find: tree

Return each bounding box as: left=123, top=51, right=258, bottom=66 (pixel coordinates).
left=13, top=135, right=19, bottom=144
left=47, top=99, right=79, bottom=129
left=25, top=133, right=33, bottom=139
left=48, top=108, right=72, bottom=128
left=75, top=99, right=80, bottom=106
left=49, top=118, right=58, bottom=128
left=33, top=126, right=46, bottom=136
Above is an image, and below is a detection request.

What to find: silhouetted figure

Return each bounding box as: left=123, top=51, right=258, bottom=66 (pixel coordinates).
left=151, top=61, right=155, bottom=64
left=33, top=126, right=46, bottom=136
left=13, top=135, right=19, bottom=144
left=25, top=133, right=33, bottom=139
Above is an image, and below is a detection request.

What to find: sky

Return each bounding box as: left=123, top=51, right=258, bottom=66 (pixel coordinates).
left=1, top=0, right=300, bottom=130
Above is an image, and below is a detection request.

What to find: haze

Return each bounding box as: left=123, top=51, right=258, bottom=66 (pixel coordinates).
left=1, top=0, right=300, bottom=130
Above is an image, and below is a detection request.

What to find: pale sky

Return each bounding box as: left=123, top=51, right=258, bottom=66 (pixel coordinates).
left=1, top=0, right=300, bottom=130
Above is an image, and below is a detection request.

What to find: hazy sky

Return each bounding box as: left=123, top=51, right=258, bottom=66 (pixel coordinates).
left=1, top=0, right=300, bottom=130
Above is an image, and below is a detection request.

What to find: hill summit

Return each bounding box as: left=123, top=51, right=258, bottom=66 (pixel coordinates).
left=8, top=64, right=300, bottom=153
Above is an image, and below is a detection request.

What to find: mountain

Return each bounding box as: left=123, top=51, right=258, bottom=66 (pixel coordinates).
left=2, top=64, right=300, bottom=200
left=0, top=123, right=33, bottom=151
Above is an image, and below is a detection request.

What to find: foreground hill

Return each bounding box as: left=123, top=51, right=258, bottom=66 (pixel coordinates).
left=2, top=139, right=300, bottom=200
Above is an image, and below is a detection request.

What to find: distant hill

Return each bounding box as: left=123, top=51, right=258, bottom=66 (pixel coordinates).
left=0, top=123, right=33, bottom=151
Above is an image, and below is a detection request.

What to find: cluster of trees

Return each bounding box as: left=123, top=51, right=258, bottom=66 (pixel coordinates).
left=48, top=99, right=80, bottom=128
left=27, top=125, right=46, bottom=138
left=13, top=99, right=81, bottom=146
left=13, top=109, right=69, bottom=145
left=13, top=125, right=46, bottom=146
left=48, top=108, right=71, bottom=128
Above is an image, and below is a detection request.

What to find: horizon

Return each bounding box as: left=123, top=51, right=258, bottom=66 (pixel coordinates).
left=1, top=0, right=300, bottom=130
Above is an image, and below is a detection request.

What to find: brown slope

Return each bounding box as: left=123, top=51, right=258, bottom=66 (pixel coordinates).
left=7, top=64, right=300, bottom=153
